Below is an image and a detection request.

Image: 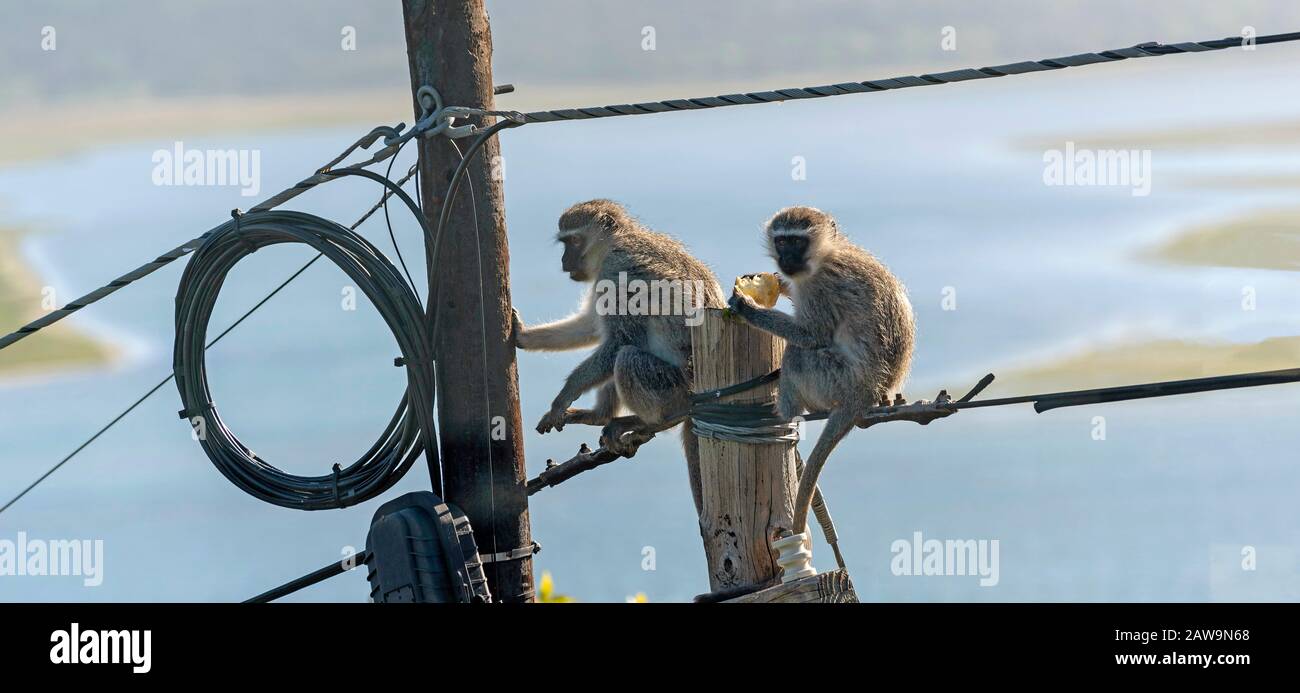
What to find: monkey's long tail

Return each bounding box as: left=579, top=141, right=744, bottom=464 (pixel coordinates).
left=681, top=421, right=706, bottom=517
left=794, top=450, right=846, bottom=570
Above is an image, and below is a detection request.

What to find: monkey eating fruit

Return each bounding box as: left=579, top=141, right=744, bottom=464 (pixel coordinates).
left=728, top=206, right=915, bottom=539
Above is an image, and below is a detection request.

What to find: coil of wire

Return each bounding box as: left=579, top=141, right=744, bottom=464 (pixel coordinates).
left=172, top=209, right=436, bottom=510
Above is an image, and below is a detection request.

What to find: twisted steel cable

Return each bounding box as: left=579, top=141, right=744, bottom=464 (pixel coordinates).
left=519, top=31, right=1300, bottom=123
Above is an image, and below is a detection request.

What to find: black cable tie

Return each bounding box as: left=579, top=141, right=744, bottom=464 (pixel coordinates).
left=177, top=402, right=213, bottom=419
left=958, top=373, right=996, bottom=402
left=230, top=209, right=258, bottom=255
left=690, top=369, right=781, bottom=404
left=393, top=355, right=434, bottom=367
left=331, top=463, right=344, bottom=508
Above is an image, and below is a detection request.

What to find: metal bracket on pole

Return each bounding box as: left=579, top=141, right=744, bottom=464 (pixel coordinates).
left=480, top=542, right=542, bottom=564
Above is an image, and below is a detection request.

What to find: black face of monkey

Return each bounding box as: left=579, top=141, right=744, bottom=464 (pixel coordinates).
left=772, top=233, right=811, bottom=276
left=559, top=233, right=588, bottom=281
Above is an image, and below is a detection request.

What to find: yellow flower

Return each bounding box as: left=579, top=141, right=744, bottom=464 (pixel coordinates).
left=536, top=570, right=575, bottom=603
left=625, top=592, right=649, bottom=603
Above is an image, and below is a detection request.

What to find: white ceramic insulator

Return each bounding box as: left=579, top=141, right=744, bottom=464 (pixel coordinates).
left=773, top=532, right=815, bottom=583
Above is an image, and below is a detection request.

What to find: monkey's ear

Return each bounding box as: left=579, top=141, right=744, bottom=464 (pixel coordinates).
left=596, top=211, right=618, bottom=231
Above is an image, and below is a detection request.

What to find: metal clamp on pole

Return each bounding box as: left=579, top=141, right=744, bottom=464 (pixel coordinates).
left=480, top=542, right=541, bottom=564
left=414, top=85, right=527, bottom=141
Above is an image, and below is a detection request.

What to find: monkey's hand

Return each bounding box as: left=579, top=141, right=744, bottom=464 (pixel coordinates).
left=727, top=289, right=759, bottom=319
left=776, top=274, right=792, bottom=297
left=510, top=308, right=527, bottom=349
left=536, top=405, right=569, bottom=434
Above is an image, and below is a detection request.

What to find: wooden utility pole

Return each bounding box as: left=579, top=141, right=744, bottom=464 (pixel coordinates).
left=690, top=309, right=799, bottom=591
left=691, top=308, right=858, bottom=603
left=401, top=0, right=533, bottom=603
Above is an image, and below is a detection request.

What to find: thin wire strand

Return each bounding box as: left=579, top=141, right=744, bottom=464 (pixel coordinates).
left=448, top=136, right=501, bottom=585
left=0, top=256, right=322, bottom=514
left=382, top=140, right=421, bottom=299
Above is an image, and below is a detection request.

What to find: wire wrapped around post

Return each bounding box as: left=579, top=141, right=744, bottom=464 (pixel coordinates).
left=690, top=398, right=845, bottom=570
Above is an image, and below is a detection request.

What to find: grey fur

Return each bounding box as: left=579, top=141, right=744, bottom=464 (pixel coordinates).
left=515, top=199, right=725, bottom=514
left=729, top=205, right=915, bottom=533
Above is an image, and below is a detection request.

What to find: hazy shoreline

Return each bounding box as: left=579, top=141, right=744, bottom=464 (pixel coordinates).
left=0, top=74, right=923, bottom=168
left=984, top=206, right=1300, bottom=395
left=973, top=101, right=1300, bottom=394
left=0, top=226, right=118, bottom=379
left=1016, top=118, right=1300, bottom=154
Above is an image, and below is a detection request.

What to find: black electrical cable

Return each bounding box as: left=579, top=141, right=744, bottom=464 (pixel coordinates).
left=429, top=120, right=522, bottom=338
left=173, top=208, right=438, bottom=510
left=381, top=140, right=421, bottom=298
left=244, top=551, right=370, bottom=603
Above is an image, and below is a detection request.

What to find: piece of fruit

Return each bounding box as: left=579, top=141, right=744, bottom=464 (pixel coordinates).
left=734, top=272, right=781, bottom=308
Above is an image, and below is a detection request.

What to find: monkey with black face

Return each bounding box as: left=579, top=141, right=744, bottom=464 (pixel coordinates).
left=728, top=206, right=915, bottom=535
left=513, top=199, right=725, bottom=513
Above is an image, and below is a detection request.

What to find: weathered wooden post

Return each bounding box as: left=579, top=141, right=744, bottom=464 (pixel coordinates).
left=690, top=307, right=858, bottom=603
left=690, top=308, right=799, bottom=589
left=401, top=0, right=534, bottom=603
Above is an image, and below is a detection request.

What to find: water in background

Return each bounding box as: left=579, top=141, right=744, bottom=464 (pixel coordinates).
left=2, top=54, right=1299, bottom=602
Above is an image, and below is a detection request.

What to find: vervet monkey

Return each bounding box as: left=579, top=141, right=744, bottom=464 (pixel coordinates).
left=513, top=199, right=725, bottom=513
left=728, top=206, right=915, bottom=534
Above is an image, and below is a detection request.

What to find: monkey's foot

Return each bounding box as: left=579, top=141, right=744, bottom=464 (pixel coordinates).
left=599, top=418, right=652, bottom=457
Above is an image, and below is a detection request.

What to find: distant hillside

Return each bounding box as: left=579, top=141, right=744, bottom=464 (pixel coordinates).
left=3, top=0, right=1298, bottom=108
